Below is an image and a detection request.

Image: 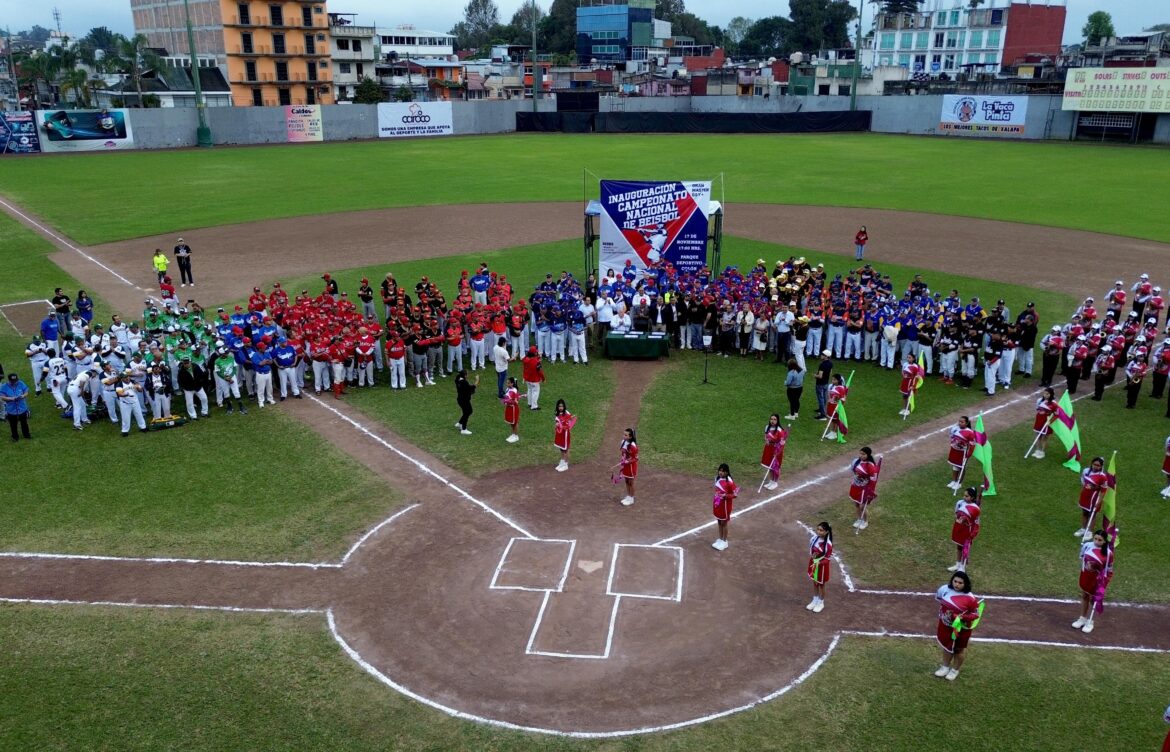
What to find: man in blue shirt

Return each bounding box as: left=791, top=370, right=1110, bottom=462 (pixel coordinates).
left=40, top=312, right=60, bottom=347
left=272, top=338, right=301, bottom=400
left=1, top=373, right=32, bottom=441
left=251, top=341, right=275, bottom=408
left=471, top=268, right=492, bottom=304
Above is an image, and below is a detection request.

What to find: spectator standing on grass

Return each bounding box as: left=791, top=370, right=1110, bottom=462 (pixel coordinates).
left=51, top=288, right=72, bottom=340
left=174, top=238, right=194, bottom=287
left=75, top=290, right=94, bottom=325
left=492, top=336, right=510, bottom=399
left=2, top=373, right=32, bottom=442
left=814, top=350, right=833, bottom=420
left=178, top=358, right=210, bottom=420
left=454, top=369, right=478, bottom=434
left=785, top=359, right=804, bottom=419
left=854, top=226, right=868, bottom=261
left=40, top=309, right=61, bottom=349
left=152, top=250, right=169, bottom=284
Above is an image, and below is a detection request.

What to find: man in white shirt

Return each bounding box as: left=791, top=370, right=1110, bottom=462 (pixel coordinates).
left=492, top=337, right=510, bottom=399
left=67, top=368, right=96, bottom=430
left=595, top=295, right=615, bottom=345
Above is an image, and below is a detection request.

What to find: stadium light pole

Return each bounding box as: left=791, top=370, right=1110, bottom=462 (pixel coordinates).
left=850, top=0, right=863, bottom=112
left=531, top=0, right=539, bottom=114
left=182, top=0, right=213, bottom=147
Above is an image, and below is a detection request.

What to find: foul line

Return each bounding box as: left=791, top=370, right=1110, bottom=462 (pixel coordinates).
left=0, top=195, right=139, bottom=289
left=0, top=503, right=420, bottom=570
left=0, top=596, right=323, bottom=616
left=796, top=520, right=856, bottom=592
left=853, top=587, right=1162, bottom=611
left=306, top=394, right=535, bottom=538
left=841, top=629, right=1170, bottom=654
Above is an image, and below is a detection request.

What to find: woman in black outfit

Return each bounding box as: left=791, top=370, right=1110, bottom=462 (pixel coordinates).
left=455, top=369, right=479, bottom=434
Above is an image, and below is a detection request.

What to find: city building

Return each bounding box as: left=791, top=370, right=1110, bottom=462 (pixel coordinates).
left=1078, top=31, right=1170, bottom=68
left=329, top=12, right=377, bottom=100
left=870, top=0, right=1065, bottom=77
left=130, top=0, right=334, bottom=107
left=373, top=25, right=458, bottom=100
left=94, top=60, right=233, bottom=108
left=575, top=0, right=658, bottom=63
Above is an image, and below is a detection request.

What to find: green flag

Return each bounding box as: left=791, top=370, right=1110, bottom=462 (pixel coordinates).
left=1101, top=451, right=1117, bottom=529
left=1050, top=391, right=1083, bottom=473
left=972, top=414, right=996, bottom=496
left=835, top=370, right=855, bottom=444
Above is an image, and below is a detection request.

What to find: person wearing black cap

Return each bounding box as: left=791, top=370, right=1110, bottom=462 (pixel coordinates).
left=174, top=237, right=194, bottom=287
left=358, top=277, right=375, bottom=320
left=1, top=373, right=31, bottom=441
left=322, top=273, right=339, bottom=296
left=454, top=369, right=478, bottom=434
left=1016, top=303, right=1039, bottom=378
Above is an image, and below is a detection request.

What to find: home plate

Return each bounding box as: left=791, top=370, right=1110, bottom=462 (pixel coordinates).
left=578, top=560, right=604, bottom=574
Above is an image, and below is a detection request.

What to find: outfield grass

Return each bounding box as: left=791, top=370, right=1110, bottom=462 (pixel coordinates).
left=1, top=135, right=1168, bottom=245
left=641, top=238, right=1077, bottom=478
left=822, top=388, right=1170, bottom=603
left=1, top=605, right=1166, bottom=751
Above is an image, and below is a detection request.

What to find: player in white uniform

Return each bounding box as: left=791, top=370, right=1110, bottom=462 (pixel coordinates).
left=43, top=350, right=70, bottom=409
left=116, top=374, right=147, bottom=435
left=66, top=369, right=96, bottom=429
left=24, top=337, right=50, bottom=396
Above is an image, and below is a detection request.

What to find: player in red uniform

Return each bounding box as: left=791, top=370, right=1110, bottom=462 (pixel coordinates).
left=824, top=373, right=848, bottom=441
left=849, top=446, right=880, bottom=530
left=760, top=413, right=788, bottom=491
left=948, top=487, right=982, bottom=572
left=946, top=416, right=976, bottom=489
left=806, top=521, right=833, bottom=613
left=934, top=571, right=982, bottom=681
left=618, top=427, right=639, bottom=506
left=1073, top=529, right=1114, bottom=634
left=1076, top=456, right=1108, bottom=538
left=1161, top=435, right=1170, bottom=498
left=711, top=463, right=739, bottom=551
left=553, top=398, right=577, bottom=471
left=502, top=376, right=524, bottom=443
left=1027, top=387, right=1059, bottom=460
left=898, top=351, right=924, bottom=416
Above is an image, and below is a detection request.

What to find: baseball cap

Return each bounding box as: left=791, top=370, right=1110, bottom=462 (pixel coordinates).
left=822, top=349, right=831, bottom=357
left=6, top=373, right=17, bottom=382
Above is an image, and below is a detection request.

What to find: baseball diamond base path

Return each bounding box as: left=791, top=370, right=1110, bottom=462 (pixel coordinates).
left=3, top=195, right=1170, bottom=735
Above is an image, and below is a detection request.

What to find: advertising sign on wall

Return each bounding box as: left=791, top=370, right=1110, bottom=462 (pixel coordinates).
left=1062, top=67, right=1170, bottom=112
left=285, top=104, right=324, bottom=142
left=35, top=109, right=135, bottom=152
left=939, top=95, right=1029, bottom=136
left=599, top=180, right=711, bottom=276
left=0, top=112, right=42, bottom=154
left=376, top=101, right=454, bottom=138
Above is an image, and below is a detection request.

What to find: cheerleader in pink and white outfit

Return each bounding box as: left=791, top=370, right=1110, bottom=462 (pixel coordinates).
left=760, top=414, right=788, bottom=491
left=711, top=463, right=739, bottom=551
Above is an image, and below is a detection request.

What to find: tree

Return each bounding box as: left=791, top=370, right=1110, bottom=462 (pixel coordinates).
left=79, top=26, right=119, bottom=72
left=788, top=0, right=855, bottom=53
left=19, top=25, right=52, bottom=45
left=539, top=0, right=578, bottom=56
left=14, top=51, right=53, bottom=107
left=460, top=0, right=501, bottom=50
left=113, top=33, right=162, bottom=108
left=672, top=13, right=716, bottom=45
left=1082, top=11, right=1115, bottom=46
left=876, top=1, right=922, bottom=14
left=393, top=85, right=414, bottom=102
left=352, top=76, right=385, bottom=104
left=1144, top=23, right=1170, bottom=32
left=60, top=67, right=90, bottom=107
left=509, top=3, right=545, bottom=42
left=725, top=16, right=754, bottom=50
left=656, top=0, right=686, bottom=23
left=740, top=16, right=793, bottom=57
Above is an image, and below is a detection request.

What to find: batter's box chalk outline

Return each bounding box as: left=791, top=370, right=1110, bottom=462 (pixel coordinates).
left=605, top=543, right=685, bottom=602
left=489, top=537, right=577, bottom=593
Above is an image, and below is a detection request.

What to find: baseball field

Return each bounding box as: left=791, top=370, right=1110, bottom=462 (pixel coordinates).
left=1, top=132, right=1169, bottom=751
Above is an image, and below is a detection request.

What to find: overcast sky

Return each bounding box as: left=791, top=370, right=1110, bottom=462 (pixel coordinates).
left=7, top=1, right=1166, bottom=46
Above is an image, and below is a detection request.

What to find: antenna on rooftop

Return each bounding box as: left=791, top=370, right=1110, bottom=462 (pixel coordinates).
left=52, top=7, right=62, bottom=36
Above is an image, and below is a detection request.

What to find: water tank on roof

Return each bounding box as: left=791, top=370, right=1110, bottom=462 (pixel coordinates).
left=790, top=51, right=804, bottom=64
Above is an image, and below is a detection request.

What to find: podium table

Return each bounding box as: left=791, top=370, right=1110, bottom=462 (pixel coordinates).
left=604, top=332, right=671, bottom=359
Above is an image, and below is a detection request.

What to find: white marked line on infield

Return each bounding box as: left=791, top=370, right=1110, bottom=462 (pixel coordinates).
left=841, top=629, right=1170, bottom=654
left=0, top=195, right=138, bottom=289
left=852, top=587, right=1162, bottom=611
left=0, top=596, right=324, bottom=616
left=0, top=298, right=51, bottom=336
left=0, top=503, right=420, bottom=570
left=523, top=592, right=623, bottom=661
left=796, top=520, right=856, bottom=593
left=307, top=394, right=535, bottom=539
left=488, top=537, right=577, bottom=593
left=605, top=543, right=685, bottom=602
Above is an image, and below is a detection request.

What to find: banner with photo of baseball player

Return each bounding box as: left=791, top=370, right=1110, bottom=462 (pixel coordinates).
left=599, top=180, right=711, bottom=276
left=35, top=108, right=135, bottom=152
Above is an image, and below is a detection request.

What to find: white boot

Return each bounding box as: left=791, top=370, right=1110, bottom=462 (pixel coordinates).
left=620, top=496, right=635, bottom=506
left=1071, top=616, right=1087, bottom=629
left=1033, top=450, right=1045, bottom=459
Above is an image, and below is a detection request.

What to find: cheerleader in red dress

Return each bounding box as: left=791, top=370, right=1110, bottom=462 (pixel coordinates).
left=711, top=463, right=739, bottom=551
left=806, top=522, right=833, bottom=613
left=1029, top=387, right=1059, bottom=460
left=1162, top=703, right=1170, bottom=752
left=1160, top=435, right=1170, bottom=498
left=1072, top=529, right=1114, bottom=634
left=849, top=446, right=880, bottom=530
left=824, top=374, right=849, bottom=441
left=946, top=416, right=976, bottom=489
left=1076, top=456, right=1108, bottom=537
left=933, top=571, right=982, bottom=681
left=948, top=487, right=981, bottom=572
left=502, top=377, right=525, bottom=443
left=898, top=351, right=924, bottom=416
left=760, top=414, right=788, bottom=491
left=618, top=427, right=638, bottom=506
left=553, top=399, right=577, bottom=472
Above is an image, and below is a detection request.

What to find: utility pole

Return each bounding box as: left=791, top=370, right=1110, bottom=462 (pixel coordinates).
left=182, top=0, right=213, bottom=147
left=849, top=0, right=863, bottom=112
left=531, top=0, right=538, bottom=114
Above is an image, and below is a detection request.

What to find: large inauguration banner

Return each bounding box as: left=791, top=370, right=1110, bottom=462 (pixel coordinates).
left=599, top=180, right=711, bottom=276
left=938, top=95, right=1028, bottom=136
left=35, top=109, right=134, bottom=152
left=377, top=102, right=454, bottom=138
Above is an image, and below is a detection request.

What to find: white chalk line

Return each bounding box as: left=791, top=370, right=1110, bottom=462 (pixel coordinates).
left=0, top=596, right=323, bottom=616
left=0, top=195, right=138, bottom=288
left=306, top=394, right=535, bottom=539
left=853, top=587, right=1162, bottom=611
left=841, top=629, right=1170, bottom=654
left=0, top=503, right=421, bottom=571
left=795, top=520, right=857, bottom=592
left=605, top=543, right=685, bottom=602
left=329, top=605, right=845, bottom=738
left=488, top=537, right=576, bottom=592
left=0, top=298, right=54, bottom=307
left=0, top=298, right=49, bottom=336
left=524, top=592, right=623, bottom=660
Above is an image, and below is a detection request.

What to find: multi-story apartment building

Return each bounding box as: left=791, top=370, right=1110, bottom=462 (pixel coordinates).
left=329, top=13, right=377, bottom=100
left=871, top=0, right=1064, bottom=77
left=373, top=25, right=459, bottom=101
left=131, top=0, right=334, bottom=107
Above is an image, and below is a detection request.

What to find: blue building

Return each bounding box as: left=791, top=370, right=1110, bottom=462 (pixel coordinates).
left=576, top=0, right=656, bottom=62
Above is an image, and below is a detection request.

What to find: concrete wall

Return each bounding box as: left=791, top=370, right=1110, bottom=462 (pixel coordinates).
left=110, top=95, right=1170, bottom=149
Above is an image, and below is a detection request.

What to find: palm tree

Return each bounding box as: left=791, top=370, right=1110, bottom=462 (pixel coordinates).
left=60, top=68, right=91, bottom=107
left=114, top=33, right=162, bottom=107
left=14, top=51, right=53, bottom=107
